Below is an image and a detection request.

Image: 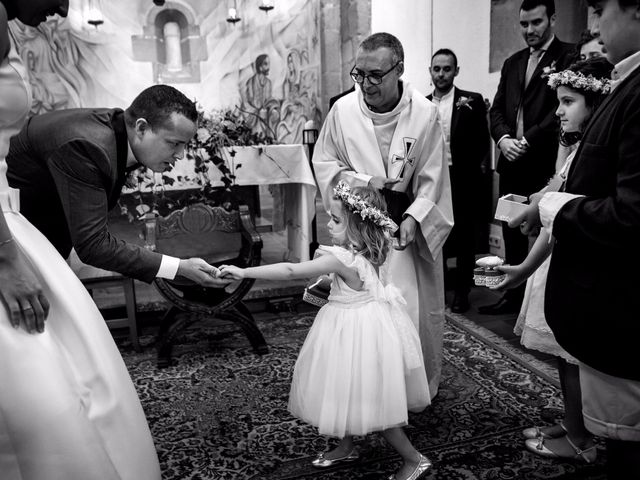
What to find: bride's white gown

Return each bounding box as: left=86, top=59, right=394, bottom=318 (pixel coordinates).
left=0, top=50, right=161, bottom=479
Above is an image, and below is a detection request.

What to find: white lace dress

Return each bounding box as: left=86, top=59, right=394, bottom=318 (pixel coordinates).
left=0, top=50, right=161, bottom=479
left=514, top=151, right=578, bottom=364
left=288, top=246, right=430, bottom=438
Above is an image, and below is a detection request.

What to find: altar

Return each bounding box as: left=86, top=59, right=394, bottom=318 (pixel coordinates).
left=123, top=144, right=317, bottom=262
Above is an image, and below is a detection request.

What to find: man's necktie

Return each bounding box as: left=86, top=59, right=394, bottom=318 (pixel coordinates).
left=517, top=49, right=544, bottom=138
left=525, top=49, right=544, bottom=89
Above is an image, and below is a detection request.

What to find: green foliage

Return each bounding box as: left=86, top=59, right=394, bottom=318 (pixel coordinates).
left=187, top=107, right=275, bottom=190
left=119, top=106, right=275, bottom=221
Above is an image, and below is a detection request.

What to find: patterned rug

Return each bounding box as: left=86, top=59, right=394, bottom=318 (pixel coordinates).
left=118, top=308, right=607, bottom=480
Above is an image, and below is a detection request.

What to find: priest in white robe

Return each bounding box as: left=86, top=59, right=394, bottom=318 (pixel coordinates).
left=313, top=32, right=453, bottom=398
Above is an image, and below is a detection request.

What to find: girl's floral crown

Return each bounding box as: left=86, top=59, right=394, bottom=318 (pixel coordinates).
left=547, top=70, right=611, bottom=94
left=333, top=180, right=398, bottom=234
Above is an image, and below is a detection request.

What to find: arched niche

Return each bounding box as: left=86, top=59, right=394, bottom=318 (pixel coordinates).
left=131, top=1, right=207, bottom=83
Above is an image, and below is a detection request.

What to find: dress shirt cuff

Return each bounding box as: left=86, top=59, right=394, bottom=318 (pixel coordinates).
left=539, top=192, right=584, bottom=237
left=497, top=135, right=511, bottom=147
left=157, top=255, right=181, bottom=279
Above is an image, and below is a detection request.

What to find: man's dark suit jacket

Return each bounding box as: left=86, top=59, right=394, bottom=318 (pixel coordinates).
left=490, top=37, right=575, bottom=195
left=7, top=108, right=163, bottom=283
left=427, top=88, right=490, bottom=290
left=545, top=65, right=640, bottom=381
left=427, top=88, right=490, bottom=212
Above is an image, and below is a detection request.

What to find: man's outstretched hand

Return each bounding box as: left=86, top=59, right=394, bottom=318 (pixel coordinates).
left=177, top=258, right=232, bottom=287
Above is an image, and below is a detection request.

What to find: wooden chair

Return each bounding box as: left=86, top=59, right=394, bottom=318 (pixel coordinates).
left=145, top=203, right=268, bottom=368
left=68, top=251, right=141, bottom=352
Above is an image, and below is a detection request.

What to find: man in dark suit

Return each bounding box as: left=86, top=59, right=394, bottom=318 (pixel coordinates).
left=483, top=0, right=574, bottom=315
left=427, top=48, right=490, bottom=313
left=7, top=85, right=228, bottom=288
left=513, top=1, right=640, bottom=476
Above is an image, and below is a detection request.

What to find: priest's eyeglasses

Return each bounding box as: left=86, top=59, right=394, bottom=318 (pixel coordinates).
left=350, top=62, right=400, bottom=85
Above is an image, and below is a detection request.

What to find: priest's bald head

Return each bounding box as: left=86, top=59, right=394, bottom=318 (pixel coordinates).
left=351, top=32, right=405, bottom=113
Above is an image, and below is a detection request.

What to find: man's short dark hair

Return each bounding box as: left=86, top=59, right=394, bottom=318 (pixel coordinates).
left=125, top=85, right=197, bottom=130
left=520, top=0, right=555, bottom=17
left=255, top=54, right=269, bottom=71
left=432, top=48, right=458, bottom=68
left=360, top=32, right=404, bottom=64
left=574, top=28, right=597, bottom=60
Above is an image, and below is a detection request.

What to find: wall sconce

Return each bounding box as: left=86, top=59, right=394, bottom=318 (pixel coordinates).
left=258, top=0, right=275, bottom=13
left=86, top=0, right=104, bottom=28
left=227, top=1, right=241, bottom=24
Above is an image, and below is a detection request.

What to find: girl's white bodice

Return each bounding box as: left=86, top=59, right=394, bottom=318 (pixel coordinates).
left=0, top=48, right=31, bottom=210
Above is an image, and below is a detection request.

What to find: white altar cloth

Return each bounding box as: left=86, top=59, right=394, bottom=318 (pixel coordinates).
left=129, top=145, right=317, bottom=262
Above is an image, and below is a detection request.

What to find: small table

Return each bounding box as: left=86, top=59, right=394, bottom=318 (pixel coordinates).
left=125, top=144, right=317, bottom=262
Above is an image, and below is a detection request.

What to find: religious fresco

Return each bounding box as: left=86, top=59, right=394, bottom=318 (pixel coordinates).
left=9, top=0, right=322, bottom=144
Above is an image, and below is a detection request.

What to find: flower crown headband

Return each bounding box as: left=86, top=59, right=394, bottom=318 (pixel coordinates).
left=547, top=70, right=611, bottom=94
left=333, top=180, right=398, bottom=234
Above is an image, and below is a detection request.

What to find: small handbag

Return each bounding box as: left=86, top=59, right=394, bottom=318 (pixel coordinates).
left=302, top=275, right=332, bottom=307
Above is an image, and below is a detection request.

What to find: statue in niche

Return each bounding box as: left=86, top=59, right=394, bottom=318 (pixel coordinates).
left=242, top=54, right=274, bottom=135
left=131, top=5, right=206, bottom=84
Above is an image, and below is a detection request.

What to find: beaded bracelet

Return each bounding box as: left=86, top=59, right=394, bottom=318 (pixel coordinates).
left=0, top=238, right=15, bottom=248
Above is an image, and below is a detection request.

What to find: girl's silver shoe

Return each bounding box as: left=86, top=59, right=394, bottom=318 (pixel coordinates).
left=522, top=422, right=567, bottom=440
left=311, top=449, right=359, bottom=468
left=386, top=454, right=432, bottom=480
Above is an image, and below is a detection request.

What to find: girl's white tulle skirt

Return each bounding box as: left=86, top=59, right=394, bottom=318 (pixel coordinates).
left=288, top=300, right=429, bottom=438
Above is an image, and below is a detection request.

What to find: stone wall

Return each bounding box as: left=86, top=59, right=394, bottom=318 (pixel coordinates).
left=318, top=0, right=370, bottom=115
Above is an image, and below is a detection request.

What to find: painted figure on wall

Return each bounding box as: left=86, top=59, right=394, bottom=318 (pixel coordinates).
left=9, top=0, right=322, bottom=145
left=243, top=54, right=274, bottom=134
left=9, top=16, right=91, bottom=115
left=239, top=47, right=321, bottom=144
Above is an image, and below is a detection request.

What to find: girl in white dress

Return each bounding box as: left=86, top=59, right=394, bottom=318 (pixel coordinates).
left=493, top=58, right=613, bottom=463
left=0, top=2, right=161, bottom=478
left=220, top=181, right=432, bottom=480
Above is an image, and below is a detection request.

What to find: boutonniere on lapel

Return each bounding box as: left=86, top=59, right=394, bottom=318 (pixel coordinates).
left=455, top=96, right=473, bottom=110
left=542, top=60, right=557, bottom=78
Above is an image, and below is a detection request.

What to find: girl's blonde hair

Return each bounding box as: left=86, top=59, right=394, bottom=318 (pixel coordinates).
left=334, top=186, right=393, bottom=266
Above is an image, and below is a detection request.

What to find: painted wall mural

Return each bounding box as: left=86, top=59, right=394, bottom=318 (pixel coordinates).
left=9, top=0, right=322, bottom=144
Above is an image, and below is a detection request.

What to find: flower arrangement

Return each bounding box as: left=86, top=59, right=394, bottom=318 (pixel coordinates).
left=119, top=107, right=275, bottom=221
left=188, top=107, right=275, bottom=191
left=333, top=181, right=398, bottom=234
left=455, top=96, right=473, bottom=110
left=547, top=70, right=611, bottom=94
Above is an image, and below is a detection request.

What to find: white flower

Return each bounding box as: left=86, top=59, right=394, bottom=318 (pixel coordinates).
left=196, top=127, right=211, bottom=143
left=332, top=180, right=398, bottom=234
left=547, top=69, right=611, bottom=95
left=542, top=60, right=557, bottom=78
left=455, top=96, right=473, bottom=110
